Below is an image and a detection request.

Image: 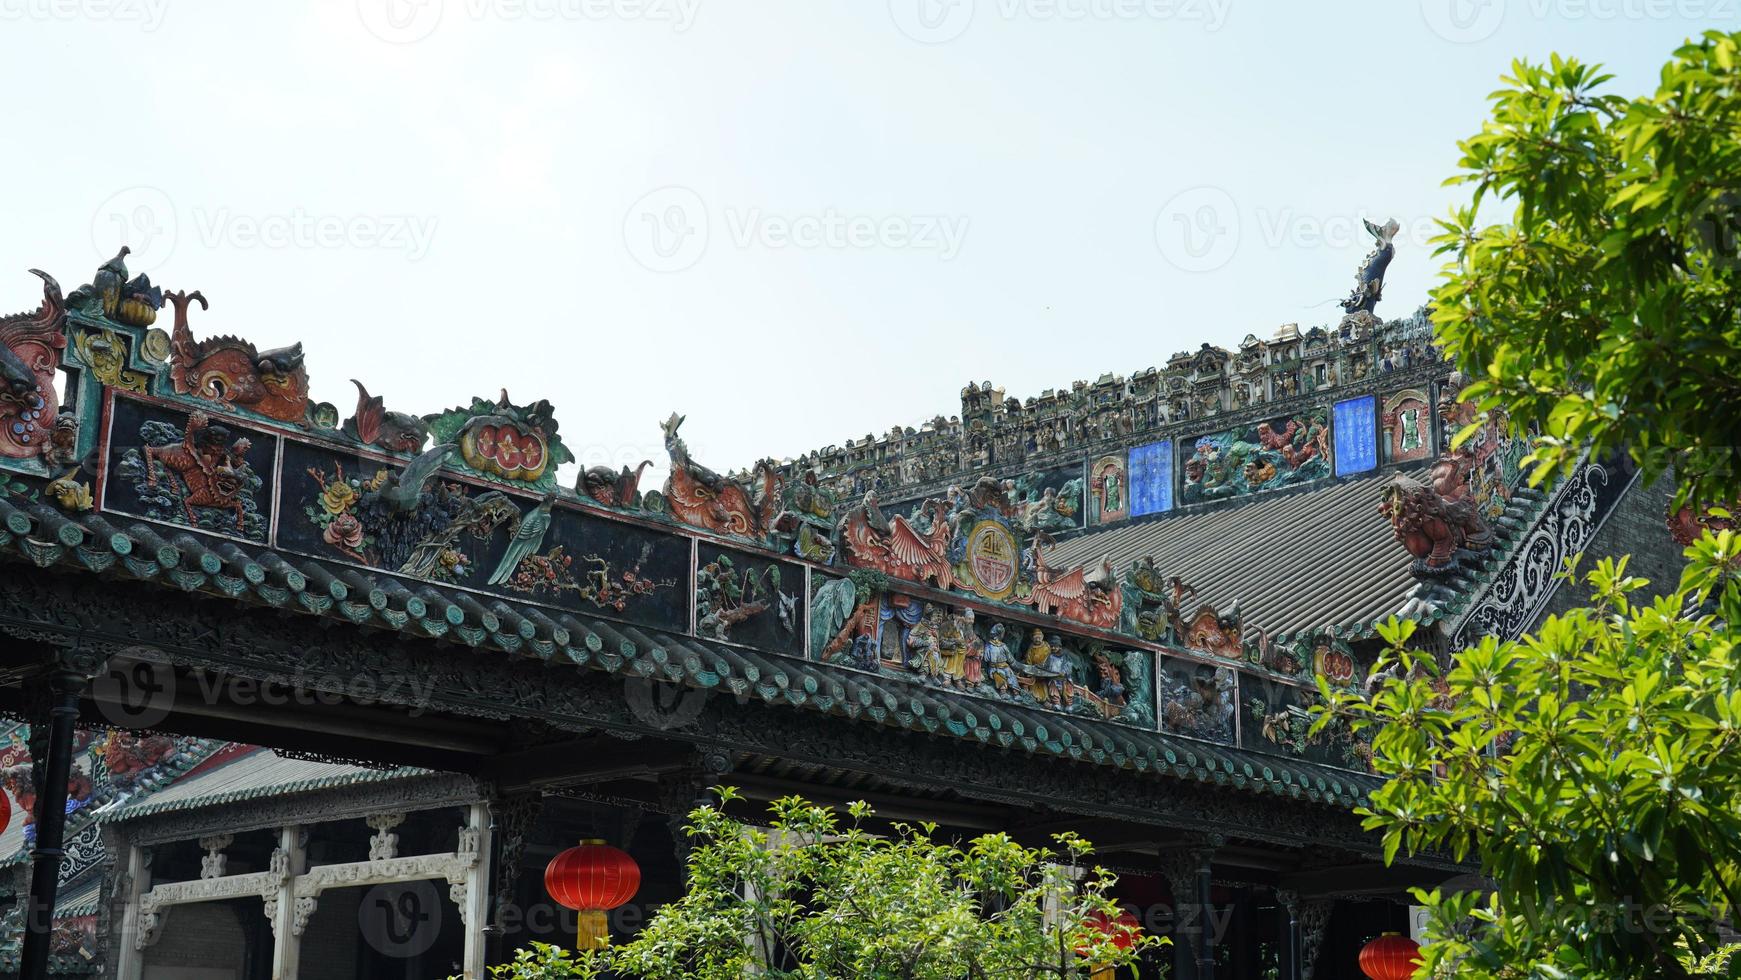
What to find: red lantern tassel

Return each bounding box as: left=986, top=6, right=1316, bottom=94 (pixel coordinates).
left=577, top=909, right=610, bottom=951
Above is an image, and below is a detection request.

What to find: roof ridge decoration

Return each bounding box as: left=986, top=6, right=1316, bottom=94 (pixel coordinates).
left=0, top=248, right=1412, bottom=653
left=778, top=218, right=1436, bottom=511
left=0, top=237, right=1556, bottom=790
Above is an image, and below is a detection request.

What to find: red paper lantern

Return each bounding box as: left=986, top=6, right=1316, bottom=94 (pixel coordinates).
left=545, top=839, right=641, bottom=950
left=0, top=788, right=10, bottom=837
left=1079, top=909, right=1142, bottom=951
left=1360, top=932, right=1422, bottom=980
left=1077, top=909, right=1142, bottom=980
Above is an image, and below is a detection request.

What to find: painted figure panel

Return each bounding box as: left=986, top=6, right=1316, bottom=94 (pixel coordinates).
left=808, top=577, right=1155, bottom=728
left=1240, top=677, right=1370, bottom=770
left=281, top=439, right=516, bottom=584
left=1087, top=454, right=1129, bottom=525
left=1331, top=395, right=1377, bottom=477
left=1381, top=388, right=1432, bottom=464
left=1158, top=656, right=1236, bottom=745
left=696, top=546, right=804, bottom=654
left=278, top=438, right=689, bottom=629
left=1008, top=464, right=1085, bottom=533
left=1127, top=440, right=1173, bottom=517
left=1180, top=409, right=1330, bottom=504
left=492, top=500, right=690, bottom=628
left=105, top=397, right=275, bottom=542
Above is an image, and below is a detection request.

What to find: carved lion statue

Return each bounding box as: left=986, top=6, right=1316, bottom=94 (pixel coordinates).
left=1379, top=472, right=1495, bottom=571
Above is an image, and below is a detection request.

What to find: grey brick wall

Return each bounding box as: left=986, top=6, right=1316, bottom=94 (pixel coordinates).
left=140, top=900, right=248, bottom=979
left=1537, top=472, right=1682, bottom=623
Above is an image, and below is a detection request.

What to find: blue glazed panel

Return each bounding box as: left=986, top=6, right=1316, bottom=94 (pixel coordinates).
left=1333, top=395, right=1378, bottom=477
left=1128, top=440, right=1173, bottom=517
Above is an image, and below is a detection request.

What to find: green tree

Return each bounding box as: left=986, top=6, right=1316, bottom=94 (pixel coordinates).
left=1430, top=30, right=1741, bottom=506
left=481, top=789, right=1161, bottom=980
left=1320, top=538, right=1740, bottom=978
left=1316, top=30, right=1741, bottom=978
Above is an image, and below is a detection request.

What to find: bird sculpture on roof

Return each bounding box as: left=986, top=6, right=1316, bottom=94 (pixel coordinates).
left=91, top=246, right=130, bottom=317
left=362, top=442, right=455, bottom=515
left=487, top=493, right=556, bottom=586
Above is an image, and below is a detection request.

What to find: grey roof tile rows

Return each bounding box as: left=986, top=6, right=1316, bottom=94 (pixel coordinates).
left=1046, top=470, right=1420, bottom=640
left=106, top=749, right=425, bottom=821
left=1043, top=466, right=1545, bottom=642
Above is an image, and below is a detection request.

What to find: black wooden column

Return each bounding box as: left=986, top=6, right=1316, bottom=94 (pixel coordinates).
left=482, top=788, right=544, bottom=967
left=1159, top=837, right=1220, bottom=980
left=1277, top=889, right=1304, bottom=980
left=19, top=660, right=91, bottom=979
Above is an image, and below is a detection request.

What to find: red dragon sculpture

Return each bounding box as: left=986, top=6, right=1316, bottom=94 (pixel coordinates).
left=660, top=413, right=784, bottom=539
left=837, top=494, right=956, bottom=590
left=0, top=269, right=68, bottom=461
left=167, top=289, right=311, bottom=424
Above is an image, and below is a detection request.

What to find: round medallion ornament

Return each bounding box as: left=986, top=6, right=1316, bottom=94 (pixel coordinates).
left=964, top=518, right=1019, bottom=601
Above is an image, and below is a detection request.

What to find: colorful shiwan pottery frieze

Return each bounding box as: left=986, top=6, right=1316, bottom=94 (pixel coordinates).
left=280, top=437, right=690, bottom=629
left=0, top=270, right=71, bottom=469
left=1158, top=656, right=1236, bottom=745
left=696, top=547, right=804, bottom=653
left=810, top=572, right=1156, bottom=729
left=1381, top=388, right=1433, bottom=464
left=1180, top=408, right=1333, bottom=505
left=0, top=249, right=1417, bottom=780
left=1241, top=675, right=1371, bottom=770
left=426, top=391, right=574, bottom=491
left=165, top=289, right=312, bottom=426
left=1087, top=453, right=1129, bottom=525
left=106, top=397, right=274, bottom=542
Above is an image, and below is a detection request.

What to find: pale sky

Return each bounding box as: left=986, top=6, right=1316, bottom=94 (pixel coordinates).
left=0, top=0, right=1721, bottom=486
